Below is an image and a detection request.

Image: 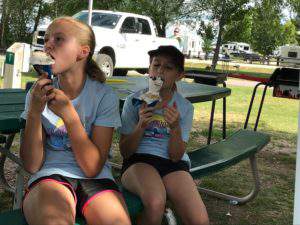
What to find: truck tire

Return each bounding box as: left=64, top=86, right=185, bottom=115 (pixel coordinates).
left=96, top=54, right=114, bottom=77
left=136, top=69, right=148, bottom=75
left=113, top=69, right=128, bottom=76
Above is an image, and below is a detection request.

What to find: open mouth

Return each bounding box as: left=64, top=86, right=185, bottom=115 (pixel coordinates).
left=150, top=76, right=165, bottom=82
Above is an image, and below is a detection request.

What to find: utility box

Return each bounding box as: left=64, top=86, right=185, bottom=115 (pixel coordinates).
left=3, top=42, right=30, bottom=88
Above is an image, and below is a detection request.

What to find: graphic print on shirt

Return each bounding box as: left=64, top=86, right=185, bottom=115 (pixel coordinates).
left=144, top=114, right=170, bottom=139
left=42, top=107, right=71, bottom=151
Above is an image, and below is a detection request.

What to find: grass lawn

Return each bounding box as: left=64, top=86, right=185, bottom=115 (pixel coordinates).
left=185, top=61, right=274, bottom=79
left=185, top=85, right=297, bottom=225
left=0, top=70, right=298, bottom=225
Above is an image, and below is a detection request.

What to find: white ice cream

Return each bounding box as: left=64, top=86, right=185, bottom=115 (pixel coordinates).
left=30, top=51, right=55, bottom=65
left=140, top=76, right=163, bottom=104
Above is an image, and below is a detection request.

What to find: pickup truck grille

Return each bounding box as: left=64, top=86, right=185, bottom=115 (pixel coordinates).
left=38, top=31, right=45, bottom=37
left=37, top=38, right=44, bottom=45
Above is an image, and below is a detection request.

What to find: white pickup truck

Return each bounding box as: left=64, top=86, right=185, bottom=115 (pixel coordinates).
left=32, top=10, right=180, bottom=77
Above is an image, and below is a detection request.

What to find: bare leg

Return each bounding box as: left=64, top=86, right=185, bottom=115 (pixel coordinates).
left=163, top=171, right=209, bottom=225
left=121, top=163, right=166, bottom=225
left=83, top=190, right=131, bottom=225
left=23, top=181, right=76, bottom=225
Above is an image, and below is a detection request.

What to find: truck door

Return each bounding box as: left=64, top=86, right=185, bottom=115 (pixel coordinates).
left=119, top=17, right=142, bottom=68
left=136, top=18, right=156, bottom=68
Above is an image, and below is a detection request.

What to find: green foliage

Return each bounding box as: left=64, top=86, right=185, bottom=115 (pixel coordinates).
left=115, top=0, right=185, bottom=36
left=49, top=0, right=122, bottom=18
left=251, top=0, right=283, bottom=56
left=222, top=0, right=298, bottom=54
left=0, top=0, right=52, bottom=47
left=223, top=11, right=253, bottom=44
left=187, top=0, right=251, bottom=70
left=0, top=0, right=124, bottom=48
left=281, top=20, right=298, bottom=45
left=203, top=38, right=212, bottom=58
left=198, top=22, right=214, bottom=59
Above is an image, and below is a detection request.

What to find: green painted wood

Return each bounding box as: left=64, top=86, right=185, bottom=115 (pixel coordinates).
left=5, top=52, right=14, bottom=65
left=189, top=129, right=270, bottom=178
left=0, top=89, right=26, bottom=133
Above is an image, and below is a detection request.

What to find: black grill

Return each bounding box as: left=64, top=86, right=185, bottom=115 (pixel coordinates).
left=185, top=70, right=227, bottom=86
left=270, top=68, right=299, bottom=99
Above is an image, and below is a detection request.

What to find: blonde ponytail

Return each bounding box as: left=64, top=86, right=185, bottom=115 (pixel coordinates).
left=86, top=55, right=106, bottom=83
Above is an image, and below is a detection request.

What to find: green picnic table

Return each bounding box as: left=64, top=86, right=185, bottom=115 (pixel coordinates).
left=0, top=76, right=233, bottom=225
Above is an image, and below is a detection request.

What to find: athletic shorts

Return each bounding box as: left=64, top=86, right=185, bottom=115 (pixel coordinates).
left=23, top=174, right=121, bottom=217
left=121, top=153, right=189, bottom=177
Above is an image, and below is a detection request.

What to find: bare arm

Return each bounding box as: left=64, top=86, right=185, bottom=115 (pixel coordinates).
left=20, top=75, right=52, bottom=173
left=20, top=113, right=46, bottom=173
left=63, top=109, right=114, bottom=178
left=168, top=125, right=186, bottom=162
left=119, top=127, right=145, bottom=159
left=119, top=103, right=154, bottom=159
left=47, top=88, right=115, bottom=178
left=164, top=103, right=186, bottom=162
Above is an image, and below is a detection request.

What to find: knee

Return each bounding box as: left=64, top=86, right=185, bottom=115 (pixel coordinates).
left=25, top=209, right=75, bottom=225
left=185, top=216, right=210, bottom=225
left=40, top=217, right=74, bottom=225
left=109, top=217, right=132, bottom=225
left=141, top=193, right=166, bottom=214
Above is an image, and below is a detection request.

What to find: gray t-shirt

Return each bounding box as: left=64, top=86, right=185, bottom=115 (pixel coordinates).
left=120, top=90, right=194, bottom=166
left=21, top=76, right=121, bottom=185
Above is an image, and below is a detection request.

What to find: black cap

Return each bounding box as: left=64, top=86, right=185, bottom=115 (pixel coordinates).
left=148, top=45, right=184, bottom=72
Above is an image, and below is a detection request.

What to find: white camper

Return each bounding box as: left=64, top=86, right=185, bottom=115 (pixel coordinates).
left=278, top=45, right=300, bottom=67
left=222, top=42, right=252, bottom=54
left=181, top=35, right=203, bottom=58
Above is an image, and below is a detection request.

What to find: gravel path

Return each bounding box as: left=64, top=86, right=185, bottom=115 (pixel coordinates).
left=226, top=77, right=261, bottom=87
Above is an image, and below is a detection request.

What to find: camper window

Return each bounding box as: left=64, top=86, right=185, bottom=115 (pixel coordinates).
left=288, top=52, right=298, bottom=58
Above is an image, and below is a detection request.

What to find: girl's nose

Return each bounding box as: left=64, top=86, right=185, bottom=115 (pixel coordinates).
left=158, top=66, right=164, bottom=74
left=44, top=39, right=54, bottom=53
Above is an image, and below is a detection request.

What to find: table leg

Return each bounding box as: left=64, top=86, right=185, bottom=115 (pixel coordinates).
left=13, top=166, right=26, bottom=209
left=207, top=100, right=216, bottom=145
left=0, top=134, right=16, bottom=193
left=223, top=82, right=227, bottom=139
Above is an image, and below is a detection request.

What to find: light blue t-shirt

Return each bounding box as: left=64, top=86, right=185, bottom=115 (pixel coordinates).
left=21, top=76, right=121, bottom=185
left=120, top=90, right=194, bottom=166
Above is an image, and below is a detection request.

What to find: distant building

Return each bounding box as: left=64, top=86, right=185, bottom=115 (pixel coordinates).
left=166, top=24, right=203, bottom=58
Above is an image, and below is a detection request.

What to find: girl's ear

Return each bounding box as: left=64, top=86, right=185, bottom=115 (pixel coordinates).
left=176, top=72, right=185, bottom=81
left=78, top=45, right=90, bottom=60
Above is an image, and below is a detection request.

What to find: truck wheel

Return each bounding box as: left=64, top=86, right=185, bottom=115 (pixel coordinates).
left=136, top=69, right=148, bottom=75
left=113, top=69, right=128, bottom=76
left=96, top=54, right=114, bottom=77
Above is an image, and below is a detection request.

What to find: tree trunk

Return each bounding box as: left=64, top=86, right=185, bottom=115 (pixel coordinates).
left=33, top=2, right=42, bottom=33
left=0, top=0, right=7, bottom=48
left=211, top=20, right=224, bottom=71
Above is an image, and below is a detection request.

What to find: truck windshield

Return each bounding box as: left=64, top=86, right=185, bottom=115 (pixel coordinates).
left=73, top=11, right=121, bottom=29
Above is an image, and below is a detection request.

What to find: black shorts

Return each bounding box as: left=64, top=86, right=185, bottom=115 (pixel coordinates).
left=23, top=174, right=120, bottom=217
left=122, top=153, right=189, bottom=177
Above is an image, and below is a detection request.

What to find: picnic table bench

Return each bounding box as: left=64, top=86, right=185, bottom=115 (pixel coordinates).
left=0, top=77, right=270, bottom=225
